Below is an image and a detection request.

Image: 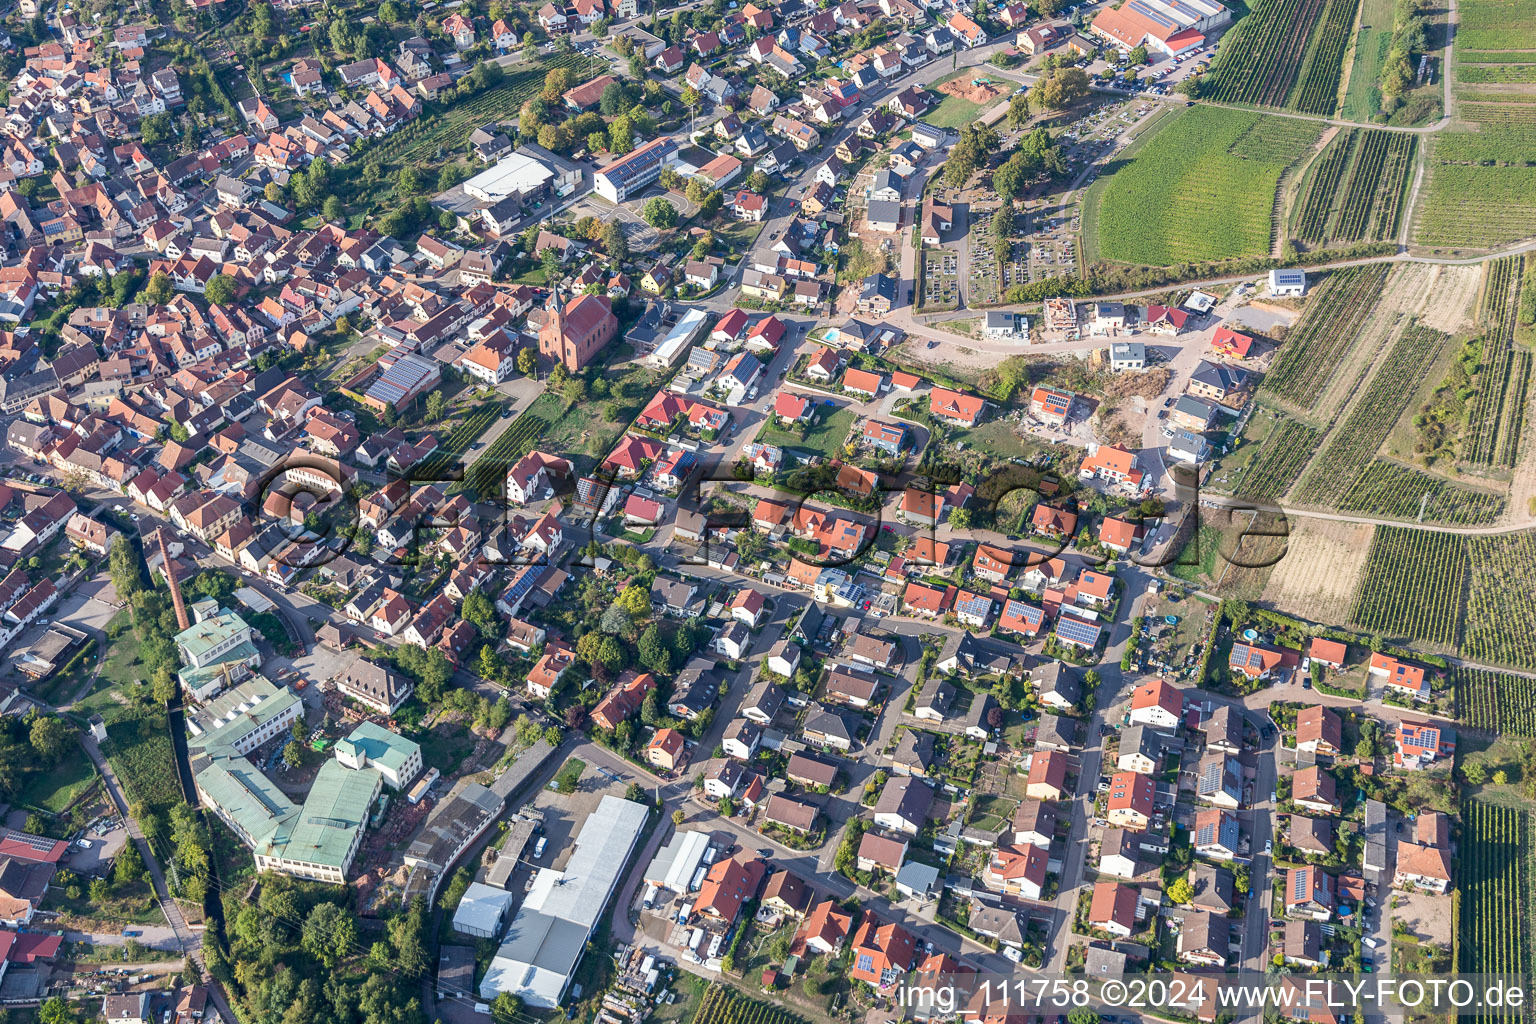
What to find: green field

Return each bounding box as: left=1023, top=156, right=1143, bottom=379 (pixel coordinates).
left=1455, top=0, right=1536, bottom=50
left=1340, top=0, right=1396, bottom=119
left=19, top=757, right=97, bottom=814
left=1415, top=100, right=1536, bottom=248
left=1289, top=129, right=1416, bottom=247
left=756, top=405, right=855, bottom=462
left=1091, top=107, right=1321, bottom=266
left=926, top=73, right=989, bottom=129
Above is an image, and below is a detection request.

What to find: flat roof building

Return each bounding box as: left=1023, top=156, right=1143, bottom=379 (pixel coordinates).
left=336, top=722, right=423, bottom=791
left=480, top=796, right=649, bottom=1006
left=452, top=882, right=516, bottom=939
left=463, top=151, right=556, bottom=203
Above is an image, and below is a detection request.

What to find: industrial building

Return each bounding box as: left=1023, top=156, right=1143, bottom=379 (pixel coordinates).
left=336, top=721, right=423, bottom=790
left=594, top=138, right=679, bottom=203
left=452, top=882, right=516, bottom=939
left=479, top=796, right=649, bottom=1006
left=644, top=829, right=712, bottom=893
left=463, top=151, right=556, bottom=203
left=174, top=606, right=258, bottom=670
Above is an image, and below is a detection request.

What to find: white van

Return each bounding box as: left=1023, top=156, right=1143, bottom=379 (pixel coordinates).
left=533, top=837, right=548, bottom=859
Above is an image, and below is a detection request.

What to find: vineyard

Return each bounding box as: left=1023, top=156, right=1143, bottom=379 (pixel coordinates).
left=1457, top=0, right=1536, bottom=49
left=1336, top=459, right=1507, bottom=525
left=1349, top=526, right=1466, bottom=646
left=1457, top=799, right=1532, bottom=1024
left=691, top=985, right=808, bottom=1024
left=1455, top=666, right=1536, bottom=737
left=1201, top=0, right=1329, bottom=107
left=1463, top=532, right=1536, bottom=670
left=1233, top=418, right=1321, bottom=502
left=1093, top=108, right=1317, bottom=265
left=415, top=401, right=509, bottom=483
left=1260, top=265, right=1390, bottom=408
left=1288, top=0, right=1361, bottom=115
left=463, top=396, right=557, bottom=500
left=1291, top=130, right=1416, bottom=247
left=1464, top=256, right=1531, bottom=468
left=1293, top=323, right=1448, bottom=507
left=1416, top=110, right=1536, bottom=248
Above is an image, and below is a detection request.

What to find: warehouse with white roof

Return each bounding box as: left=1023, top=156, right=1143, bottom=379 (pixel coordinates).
left=452, top=882, right=516, bottom=939
left=644, top=829, right=712, bottom=892
left=479, top=796, right=649, bottom=1006
left=464, top=151, right=556, bottom=203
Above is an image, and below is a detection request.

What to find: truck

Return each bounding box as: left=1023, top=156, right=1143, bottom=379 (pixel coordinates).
left=688, top=928, right=705, bottom=958
left=533, top=837, right=548, bottom=859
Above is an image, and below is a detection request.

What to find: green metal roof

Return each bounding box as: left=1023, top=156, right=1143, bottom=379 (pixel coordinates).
left=336, top=722, right=421, bottom=775
left=195, top=754, right=297, bottom=843
left=257, top=760, right=382, bottom=869
left=174, top=608, right=254, bottom=665
left=186, top=676, right=302, bottom=754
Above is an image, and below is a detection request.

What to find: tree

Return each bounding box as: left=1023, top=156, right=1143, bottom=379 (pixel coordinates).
left=301, top=902, right=358, bottom=969
left=948, top=507, right=973, bottom=531
left=672, top=809, right=686, bottom=826
left=1029, top=68, right=1092, bottom=112
left=141, top=113, right=175, bottom=146
left=491, top=993, right=524, bottom=1023
left=602, top=221, right=629, bottom=261
left=642, top=197, right=679, bottom=228
left=283, top=741, right=304, bottom=768
left=576, top=632, right=624, bottom=672
left=1128, top=45, right=1149, bottom=65
left=638, top=625, right=672, bottom=675
left=39, top=998, right=74, bottom=1024
left=1167, top=876, right=1194, bottom=904
left=114, top=841, right=145, bottom=886
left=425, top=390, right=446, bottom=423
left=540, top=246, right=562, bottom=286
left=562, top=377, right=586, bottom=405
left=1494, top=769, right=1510, bottom=785
left=1464, top=762, right=1488, bottom=785
left=264, top=181, right=286, bottom=204
left=698, top=191, right=723, bottom=218
left=599, top=80, right=632, bottom=116
left=599, top=603, right=633, bottom=636
left=748, top=170, right=771, bottom=194
left=517, top=347, right=538, bottom=376
left=204, top=273, right=236, bottom=305
left=108, top=536, right=142, bottom=598
left=29, top=716, right=71, bottom=764
left=142, top=271, right=174, bottom=306
left=397, top=166, right=424, bottom=195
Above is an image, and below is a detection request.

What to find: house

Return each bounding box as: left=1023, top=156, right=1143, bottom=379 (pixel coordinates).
left=591, top=671, right=658, bottom=732
left=1034, top=714, right=1079, bottom=754
left=1290, top=815, right=1334, bottom=857
left=1170, top=395, right=1218, bottom=432
left=1032, top=666, right=1081, bottom=712
left=1011, top=799, right=1057, bottom=849
left=714, top=620, right=753, bottom=660
left=863, top=419, right=908, bottom=456
left=929, top=387, right=984, bottom=427
left=742, top=681, right=786, bottom=726
left=913, top=678, right=955, bottom=721
left=1310, top=638, right=1348, bottom=670
left=1143, top=304, right=1191, bottom=335
left=858, top=274, right=897, bottom=314
left=647, top=728, right=686, bottom=770
left=857, top=831, right=909, bottom=874
left=761, top=870, right=814, bottom=920
left=802, top=706, right=855, bottom=751
left=1106, top=771, right=1154, bottom=831
left=1079, top=443, right=1142, bottom=487
left=1117, top=724, right=1161, bottom=774
left=1129, top=679, right=1183, bottom=729
left=984, top=843, right=1049, bottom=899
left=848, top=915, right=917, bottom=987
left=872, top=776, right=933, bottom=835
left=1088, top=881, right=1138, bottom=938
left=1025, top=750, right=1069, bottom=801
left=1098, top=829, right=1142, bottom=879
left=721, top=718, right=762, bottom=761
left=1190, top=862, right=1235, bottom=914
left=1285, top=866, right=1334, bottom=920
left=1187, top=360, right=1251, bottom=403
left=1393, top=811, right=1451, bottom=893
left=1395, top=719, right=1455, bottom=770
left=1229, top=642, right=1285, bottom=681
left=1270, top=268, right=1307, bottom=297
left=1099, top=516, right=1142, bottom=554
left=696, top=855, right=767, bottom=925
left=786, top=752, right=839, bottom=789
left=890, top=730, right=936, bottom=777
left=1176, top=911, right=1228, bottom=967
left=1109, top=341, right=1145, bottom=371
left=1296, top=705, right=1342, bottom=755
left=1030, top=386, right=1073, bottom=426
left=796, top=899, right=852, bottom=954
left=1370, top=652, right=1431, bottom=701
left=1202, top=704, right=1243, bottom=755
left=764, top=795, right=820, bottom=834
left=1195, top=754, right=1242, bottom=809
left=1194, top=808, right=1240, bottom=861
left=1291, top=766, right=1340, bottom=813
left=825, top=664, right=880, bottom=707
left=1211, top=325, right=1256, bottom=359
left=1282, top=919, right=1324, bottom=968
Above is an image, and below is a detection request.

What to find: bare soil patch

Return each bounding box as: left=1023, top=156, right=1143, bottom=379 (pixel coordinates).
left=1392, top=889, right=1454, bottom=948
left=1260, top=516, right=1376, bottom=622
left=938, top=75, right=1009, bottom=104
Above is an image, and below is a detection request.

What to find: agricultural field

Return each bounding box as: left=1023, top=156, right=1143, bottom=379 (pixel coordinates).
left=690, top=984, right=808, bottom=1024
left=1261, top=518, right=1375, bottom=624
left=1455, top=666, right=1536, bottom=737
left=1455, top=0, right=1536, bottom=52
left=1340, top=0, right=1396, bottom=120
left=1463, top=531, right=1536, bottom=669
left=1335, top=458, right=1507, bottom=524
left=1464, top=255, right=1531, bottom=468
left=1456, top=799, right=1532, bottom=1018
left=1261, top=265, right=1390, bottom=409
left=464, top=394, right=556, bottom=500
left=1290, top=0, right=1363, bottom=114
left=1200, top=0, right=1330, bottom=108
left=1231, top=417, right=1322, bottom=502
left=1091, top=108, right=1320, bottom=266
left=1289, top=130, right=1416, bottom=248
left=414, top=400, right=512, bottom=482
left=1349, top=526, right=1466, bottom=646
left=1415, top=104, right=1536, bottom=248
left=1293, top=323, right=1451, bottom=508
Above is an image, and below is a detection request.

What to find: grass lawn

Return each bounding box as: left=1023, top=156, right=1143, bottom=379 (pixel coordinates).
left=951, top=418, right=1044, bottom=462
left=927, top=73, right=986, bottom=129
left=1167, top=523, right=1226, bottom=584
left=536, top=367, right=661, bottom=470
left=18, top=758, right=98, bottom=814
left=1341, top=0, right=1395, bottom=121
left=553, top=758, right=586, bottom=793
left=757, top=406, right=856, bottom=461
left=716, top=216, right=768, bottom=253
left=42, top=877, right=166, bottom=927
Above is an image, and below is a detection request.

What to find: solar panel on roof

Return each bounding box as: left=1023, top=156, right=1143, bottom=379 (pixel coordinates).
left=1056, top=616, right=1101, bottom=646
